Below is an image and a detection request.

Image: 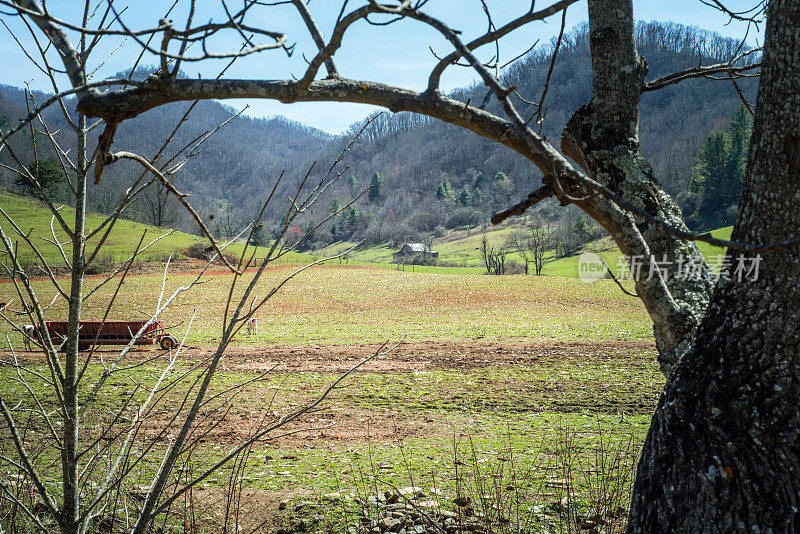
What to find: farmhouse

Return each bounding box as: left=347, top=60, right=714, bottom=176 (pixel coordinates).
left=392, top=243, right=439, bottom=263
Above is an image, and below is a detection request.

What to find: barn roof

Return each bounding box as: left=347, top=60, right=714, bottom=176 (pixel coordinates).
left=404, top=243, right=430, bottom=253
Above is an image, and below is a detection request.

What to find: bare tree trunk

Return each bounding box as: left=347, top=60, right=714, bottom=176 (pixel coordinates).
left=61, top=115, right=86, bottom=534
left=561, top=0, right=714, bottom=375
left=628, top=1, right=800, bottom=530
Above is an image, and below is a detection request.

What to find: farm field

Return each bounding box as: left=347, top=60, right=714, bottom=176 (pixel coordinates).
left=315, top=225, right=732, bottom=278
left=0, top=191, right=310, bottom=267
left=0, top=264, right=651, bottom=346
left=0, top=263, right=661, bottom=532
left=1, top=190, right=731, bottom=280
left=0, top=192, right=725, bottom=532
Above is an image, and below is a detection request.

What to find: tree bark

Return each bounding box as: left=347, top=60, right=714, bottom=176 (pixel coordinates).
left=561, top=0, right=714, bottom=376
left=628, top=1, right=800, bottom=530
left=60, top=101, right=86, bottom=534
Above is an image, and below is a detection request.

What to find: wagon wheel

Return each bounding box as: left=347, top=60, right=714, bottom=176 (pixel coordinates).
left=159, top=335, right=179, bottom=350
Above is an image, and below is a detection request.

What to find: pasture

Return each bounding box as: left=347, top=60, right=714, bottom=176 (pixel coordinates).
left=0, top=191, right=309, bottom=268
left=314, top=225, right=732, bottom=278
left=0, top=263, right=662, bottom=532
left=2, top=264, right=652, bottom=345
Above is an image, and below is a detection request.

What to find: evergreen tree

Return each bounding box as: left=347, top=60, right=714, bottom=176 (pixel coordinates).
left=573, top=214, right=590, bottom=242
left=472, top=187, right=484, bottom=205
left=333, top=205, right=359, bottom=240
left=725, top=105, right=752, bottom=205
left=249, top=222, right=269, bottom=246
left=435, top=178, right=455, bottom=205
left=493, top=171, right=507, bottom=182
left=16, top=158, right=65, bottom=194
left=348, top=173, right=357, bottom=191
left=341, top=205, right=358, bottom=237
left=329, top=198, right=341, bottom=215
left=368, top=172, right=383, bottom=203
left=690, top=105, right=752, bottom=229
left=472, top=171, right=485, bottom=189
left=346, top=205, right=358, bottom=227
left=458, top=186, right=472, bottom=206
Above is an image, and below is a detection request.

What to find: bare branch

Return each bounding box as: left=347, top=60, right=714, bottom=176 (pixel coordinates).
left=105, top=151, right=244, bottom=274
left=643, top=49, right=761, bottom=92
left=291, top=0, right=338, bottom=77
left=697, top=0, right=767, bottom=24
left=728, top=72, right=755, bottom=115
left=530, top=7, right=567, bottom=131
left=0, top=397, right=60, bottom=519
left=426, top=0, right=579, bottom=92
left=491, top=185, right=555, bottom=225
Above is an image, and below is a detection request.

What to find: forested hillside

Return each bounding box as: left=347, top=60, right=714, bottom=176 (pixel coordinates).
left=295, top=21, right=757, bottom=249
left=0, top=21, right=756, bottom=246
left=0, top=73, right=329, bottom=234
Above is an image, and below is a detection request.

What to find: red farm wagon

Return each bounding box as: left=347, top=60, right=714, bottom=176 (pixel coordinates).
left=40, top=320, right=178, bottom=350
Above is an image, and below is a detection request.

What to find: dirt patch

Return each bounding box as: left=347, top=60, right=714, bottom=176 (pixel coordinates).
left=3, top=339, right=658, bottom=449
left=213, top=339, right=654, bottom=373
left=135, top=403, right=447, bottom=449
left=72, top=339, right=655, bottom=447
left=7, top=339, right=652, bottom=371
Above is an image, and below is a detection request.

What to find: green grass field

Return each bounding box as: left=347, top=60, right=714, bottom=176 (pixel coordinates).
left=315, top=225, right=730, bottom=279
left=1, top=190, right=732, bottom=282
left=312, top=208, right=732, bottom=280
left=0, top=264, right=651, bottom=346
left=0, top=191, right=202, bottom=263
left=0, top=261, right=659, bottom=532
left=0, top=191, right=314, bottom=268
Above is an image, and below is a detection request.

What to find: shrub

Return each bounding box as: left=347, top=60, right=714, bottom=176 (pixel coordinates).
left=185, top=242, right=210, bottom=260
left=285, top=226, right=305, bottom=248
left=445, top=208, right=482, bottom=229
left=407, top=207, right=445, bottom=232
left=505, top=259, right=525, bottom=275
left=184, top=242, right=237, bottom=264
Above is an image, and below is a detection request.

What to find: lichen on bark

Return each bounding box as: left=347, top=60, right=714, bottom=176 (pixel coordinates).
left=562, top=101, right=713, bottom=375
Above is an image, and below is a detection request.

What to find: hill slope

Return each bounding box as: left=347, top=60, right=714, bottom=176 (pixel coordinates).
left=0, top=189, right=732, bottom=284
left=0, top=21, right=755, bottom=249
left=297, top=21, right=756, bottom=249
left=0, top=191, right=311, bottom=271
left=0, top=77, right=329, bottom=234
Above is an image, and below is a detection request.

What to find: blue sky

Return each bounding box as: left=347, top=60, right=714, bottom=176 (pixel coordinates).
left=0, top=1, right=762, bottom=134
